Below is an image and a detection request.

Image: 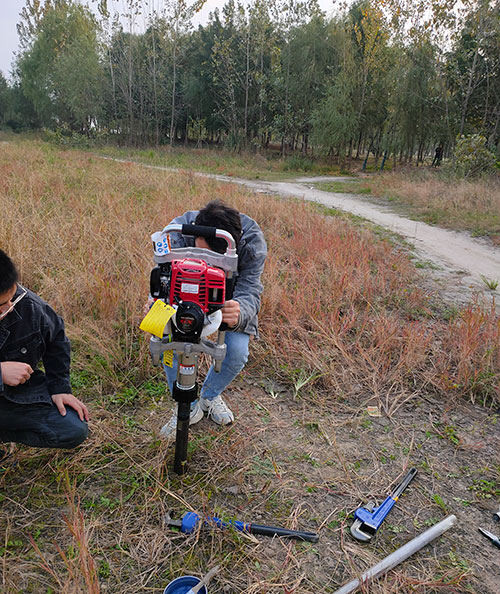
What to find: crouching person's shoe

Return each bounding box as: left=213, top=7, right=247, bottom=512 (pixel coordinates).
left=159, top=400, right=204, bottom=439
left=200, top=395, right=234, bottom=425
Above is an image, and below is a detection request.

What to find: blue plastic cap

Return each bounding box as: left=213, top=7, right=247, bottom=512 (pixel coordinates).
left=182, top=512, right=201, bottom=533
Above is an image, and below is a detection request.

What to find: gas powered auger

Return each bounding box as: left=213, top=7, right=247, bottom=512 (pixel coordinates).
left=145, top=223, right=238, bottom=475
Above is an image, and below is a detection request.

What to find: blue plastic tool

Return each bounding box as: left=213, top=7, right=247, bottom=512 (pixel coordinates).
left=163, top=575, right=207, bottom=594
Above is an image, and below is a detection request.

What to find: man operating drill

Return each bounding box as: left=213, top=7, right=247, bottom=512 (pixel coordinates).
left=157, top=200, right=267, bottom=438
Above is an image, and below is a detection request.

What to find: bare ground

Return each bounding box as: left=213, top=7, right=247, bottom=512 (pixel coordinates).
left=145, top=367, right=500, bottom=593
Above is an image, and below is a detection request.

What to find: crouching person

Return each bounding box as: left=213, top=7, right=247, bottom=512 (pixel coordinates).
left=158, top=200, right=267, bottom=438
left=0, top=250, right=89, bottom=451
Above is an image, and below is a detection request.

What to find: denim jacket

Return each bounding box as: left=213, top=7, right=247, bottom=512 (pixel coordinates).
left=0, top=287, right=72, bottom=404
left=166, top=210, right=267, bottom=337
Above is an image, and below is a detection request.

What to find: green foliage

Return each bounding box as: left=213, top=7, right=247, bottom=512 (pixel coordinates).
left=16, top=1, right=102, bottom=131
left=311, top=73, right=359, bottom=157
left=281, top=155, right=315, bottom=172
left=2, top=0, right=499, bottom=161
left=468, top=478, right=500, bottom=499
left=452, top=134, right=498, bottom=178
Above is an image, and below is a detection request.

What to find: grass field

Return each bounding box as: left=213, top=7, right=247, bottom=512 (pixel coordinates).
left=93, top=140, right=500, bottom=241
left=1, top=137, right=499, bottom=593
left=90, top=143, right=341, bottom=182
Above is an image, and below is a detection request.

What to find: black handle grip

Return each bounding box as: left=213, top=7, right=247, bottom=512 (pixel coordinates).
left=249, top=523, right=319, bottom=542
left=392, top=467, right=418, bottom=499
left=181, top=224, right=217, bottom=240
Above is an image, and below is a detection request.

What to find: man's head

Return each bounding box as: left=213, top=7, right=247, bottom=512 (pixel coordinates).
left=0, top=249, right=18, bottom=295
left=194, top=200, right=242, bottom=254
left=0, top=250, right=20, bottom=319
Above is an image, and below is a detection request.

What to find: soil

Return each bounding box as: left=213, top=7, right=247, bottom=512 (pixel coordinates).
left=185, top=375, right=500, bottom=593
left=181, top=171, right=500, bottom=592
left=100, top=158, right=500, bottom=592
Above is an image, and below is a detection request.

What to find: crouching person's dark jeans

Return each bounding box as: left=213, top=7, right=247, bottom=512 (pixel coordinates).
left=0, top=394, right=88, bottom=449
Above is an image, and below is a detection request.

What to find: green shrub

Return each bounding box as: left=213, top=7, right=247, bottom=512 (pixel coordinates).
left=452, top=134, right=498, bottom=178
left=282, top=155, right=315, bottom=172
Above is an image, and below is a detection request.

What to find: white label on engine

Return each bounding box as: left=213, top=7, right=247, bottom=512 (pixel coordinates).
left=181, top=283, right=199, bottom=294
left=179, top=364, right=195, bottom=375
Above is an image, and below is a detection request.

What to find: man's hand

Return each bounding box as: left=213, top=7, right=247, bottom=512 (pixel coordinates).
left=222, top=299, right=240, bottom=328
left=51, top=393, right=90, bottom=422
left=0, top=361, right=34, bottom=386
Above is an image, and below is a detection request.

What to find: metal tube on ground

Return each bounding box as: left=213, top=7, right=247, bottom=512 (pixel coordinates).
left=333, top=515, right=457, bottom=594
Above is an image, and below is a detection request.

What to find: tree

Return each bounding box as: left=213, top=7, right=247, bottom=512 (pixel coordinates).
left=0, top=74, right=12, bottom=125
left=16, top=1, right=103, bottom=131
left=311, top=71, right=359, bottom=159
left=447, top=0, right=500, bottom=145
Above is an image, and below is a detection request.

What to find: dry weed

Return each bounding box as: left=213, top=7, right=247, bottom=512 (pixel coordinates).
left=0, top=139, right=496, bottom=593
left=366, top=169, right=500, bottom=237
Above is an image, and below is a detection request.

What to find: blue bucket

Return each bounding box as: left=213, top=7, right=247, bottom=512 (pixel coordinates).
left=163, top=575, right=208, bottom=594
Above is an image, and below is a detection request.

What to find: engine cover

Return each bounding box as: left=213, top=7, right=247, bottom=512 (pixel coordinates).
left=169, top=258, right=226, bottom=314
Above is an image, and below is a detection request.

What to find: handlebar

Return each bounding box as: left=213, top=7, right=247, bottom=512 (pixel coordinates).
left=162, top=223, right=237, bottom=252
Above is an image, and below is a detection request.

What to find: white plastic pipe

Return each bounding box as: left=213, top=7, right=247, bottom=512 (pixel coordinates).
left=333, top=515, right=457, bottom=594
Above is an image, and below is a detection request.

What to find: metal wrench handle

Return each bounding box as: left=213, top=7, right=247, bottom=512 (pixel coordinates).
left=392, top=467, right=418, bottom=500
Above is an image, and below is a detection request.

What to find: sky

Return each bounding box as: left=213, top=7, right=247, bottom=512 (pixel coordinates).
left=0, top=0, right=338, bottom=80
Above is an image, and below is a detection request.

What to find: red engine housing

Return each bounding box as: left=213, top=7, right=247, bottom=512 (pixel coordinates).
left=169, top=258, right=225, bottom=313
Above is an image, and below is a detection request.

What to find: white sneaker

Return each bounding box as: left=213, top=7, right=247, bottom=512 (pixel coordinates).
left=200, top=395, right=234, bottom=425
left=159, top=400, right=204, bottom=439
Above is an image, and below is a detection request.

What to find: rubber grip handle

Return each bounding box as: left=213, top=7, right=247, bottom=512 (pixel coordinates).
left=248, top=523, right=319, bottom=542
left=181, top=224, right=217, bottom=240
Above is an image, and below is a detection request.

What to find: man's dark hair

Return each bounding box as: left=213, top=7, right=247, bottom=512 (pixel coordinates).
left=0, top=249, right=19, bottom=294
left=195, top=200, right=242, bottom=253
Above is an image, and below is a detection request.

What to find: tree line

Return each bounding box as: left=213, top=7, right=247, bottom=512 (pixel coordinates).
left=0, top=0, right=499, bottom=166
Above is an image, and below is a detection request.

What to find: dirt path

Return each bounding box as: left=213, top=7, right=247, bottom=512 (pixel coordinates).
left=206, top=173, right=500, bottom=304
left=102, top=157, right=500, bottom=305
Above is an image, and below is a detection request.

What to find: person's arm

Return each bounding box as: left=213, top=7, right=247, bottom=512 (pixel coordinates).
left=230, top=224, right=267, bottom=331
left=40, top=304, right=90, bottom=420
left=40, top=303, right=72, bottom=396
left=165, top=210, right=198, bottom=249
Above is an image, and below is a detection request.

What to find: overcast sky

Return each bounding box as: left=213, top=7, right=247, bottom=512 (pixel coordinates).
left=0, top=0, right=338, bottom=80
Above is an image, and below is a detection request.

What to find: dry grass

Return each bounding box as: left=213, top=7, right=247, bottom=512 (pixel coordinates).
left=91, top=143, right=338, bottom=181
left=364, top=169, right=500, bottom=239
left=0, top=138, right=498, bottom=593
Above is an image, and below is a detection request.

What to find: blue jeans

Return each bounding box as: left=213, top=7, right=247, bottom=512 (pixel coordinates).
left=164, top=331, right=250, bottom=401
left=0, top=395, right=88, bottom=449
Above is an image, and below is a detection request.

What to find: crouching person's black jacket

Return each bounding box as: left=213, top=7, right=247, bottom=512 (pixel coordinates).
left=0, top=287, right=72, bottom=404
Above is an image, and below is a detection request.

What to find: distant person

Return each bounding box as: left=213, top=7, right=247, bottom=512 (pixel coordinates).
left=432, top=144, right=443, bottom=167
left=0, top=250, right=89, bottom=455
left=155, top=200, right=267, bottom=438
